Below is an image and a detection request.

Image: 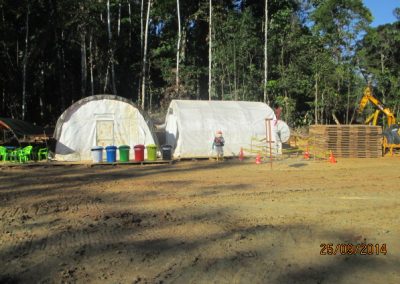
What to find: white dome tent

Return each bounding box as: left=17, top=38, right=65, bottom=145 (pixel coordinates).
left=53, top=95, right=157, bottom=161
left=164, top=100, right=278, bottom=158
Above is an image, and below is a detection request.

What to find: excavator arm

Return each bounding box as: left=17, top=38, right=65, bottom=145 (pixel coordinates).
left=364, top=110, right=380, bottom=126
left=357, top=86, right=397, bottom=127
left=357, top=86, right=373, bottom=114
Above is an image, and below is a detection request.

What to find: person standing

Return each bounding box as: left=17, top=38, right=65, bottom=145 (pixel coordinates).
left=274, top=103, right=282, bottom=121
left=213, top=130, right=225, bottom=161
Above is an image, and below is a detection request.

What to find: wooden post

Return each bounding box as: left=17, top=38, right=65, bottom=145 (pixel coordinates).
left=265, top=119, right=273, bottom=169
left=313, top=135, right=316, bottom=161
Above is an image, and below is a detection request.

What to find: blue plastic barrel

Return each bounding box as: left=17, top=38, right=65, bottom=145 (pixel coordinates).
left=105, top=145, right=117, bottom=162
left=91, top=146, right=104, bottom=163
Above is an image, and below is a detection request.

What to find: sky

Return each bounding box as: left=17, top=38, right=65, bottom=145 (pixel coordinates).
left=363, top=0, right=399, bottom=27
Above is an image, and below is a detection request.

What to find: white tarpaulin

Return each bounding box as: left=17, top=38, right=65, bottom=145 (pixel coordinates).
left=53, top=95, right=156, bottom=161
left=164, top=100, right=277, bottom=158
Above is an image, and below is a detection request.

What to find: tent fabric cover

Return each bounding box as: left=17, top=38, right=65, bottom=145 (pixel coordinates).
left=53, top=95, right=157, bottom=161
left=276, top=120, right=291, bottom=143
left=0, top=117, right=45, bottom=137
left=165, top=100, right=277, bottom=158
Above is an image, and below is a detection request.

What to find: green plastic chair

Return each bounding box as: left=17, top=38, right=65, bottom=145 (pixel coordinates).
left=0, top=146, right=8, bottom=161
left=12, top=146, right=33, bottom=163
left=22, top=145, right=33, bottom=161
left=8, top=148, right=20, bottom=162
left=38, top=148, right=48, bottom=160
left=7, top=148, right=23, bottom=163
left=17, top=149, right=28, bottom=163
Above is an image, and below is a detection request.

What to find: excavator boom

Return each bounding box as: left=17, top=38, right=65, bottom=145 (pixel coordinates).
left=357, top=86, right=397, bottom=127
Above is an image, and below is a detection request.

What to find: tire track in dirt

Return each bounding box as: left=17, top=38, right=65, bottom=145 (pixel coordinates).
left=127, top=187, right=326, bottom=207
left=0, top=200, right=106, bottom=258
left=12, top=207, right=21, bottom=218
left=0, top=209, right=7, bottom=218
left=153, top=261, right=182, bottom=283
left=324, top=203, right=399, bottom=216
left=38, top=234, right=48, bottom=251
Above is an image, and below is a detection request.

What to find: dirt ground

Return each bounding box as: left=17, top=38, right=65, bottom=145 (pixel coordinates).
left=0, top=157, right=399, bottom=284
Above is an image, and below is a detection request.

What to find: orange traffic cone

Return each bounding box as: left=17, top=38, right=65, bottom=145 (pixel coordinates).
left=239, top=147, right=244, bottom=161
left=329, top=151, right=337, bottom=163
left=255, top=153, right=262, bottom=164
left=304, top=146, right=310, bottom=160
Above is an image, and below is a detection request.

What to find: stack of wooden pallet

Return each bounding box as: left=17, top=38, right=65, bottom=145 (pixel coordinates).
left=309, top=125, right=382, bottom=158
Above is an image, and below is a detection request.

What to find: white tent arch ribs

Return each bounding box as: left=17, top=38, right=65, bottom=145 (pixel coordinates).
left=53, top=95, right=158, bottom=161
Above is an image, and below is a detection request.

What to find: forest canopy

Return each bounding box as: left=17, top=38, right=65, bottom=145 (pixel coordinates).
left=0, top=0, right=399, bottom=127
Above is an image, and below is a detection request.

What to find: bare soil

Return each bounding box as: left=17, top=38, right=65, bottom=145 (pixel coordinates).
left=0, top=157, right=399, bottom=283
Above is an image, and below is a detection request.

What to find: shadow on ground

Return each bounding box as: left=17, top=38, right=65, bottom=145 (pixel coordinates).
left=0, top=160, right=398, bottom=283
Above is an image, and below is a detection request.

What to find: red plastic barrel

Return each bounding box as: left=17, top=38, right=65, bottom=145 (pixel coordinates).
left=134, top=144, right=145, bottom=161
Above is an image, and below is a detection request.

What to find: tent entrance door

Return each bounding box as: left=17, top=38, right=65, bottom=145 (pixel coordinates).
left=96, top=120, right=114, bottom=147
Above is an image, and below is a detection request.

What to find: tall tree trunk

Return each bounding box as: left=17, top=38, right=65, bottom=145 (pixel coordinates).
left=141, top=0, right=151, bottom=109
left=38, top=67, right=44, bottom=120
left=181, top=25, right=186, bottom=63
left=314, top=73, right=318, bottom=125
left=263, top=0, right=268, bottom=104
left=208, top=0, right=212, bottom=100
left=176, top=0, right=181, bottom=93
left=381, top=52, right=387, bottom=126
left=139, top=0, right=144, bottom=101
left=284, top=90, right=289, bottom=122
left=49, top=0, right=65, bottom=109
left=148, top=60, right=152, bottom=112
left=234, top=41, right=237, bottom=101
left=345, top=71, right=350, bottom=124
left=140, top=0, right=144, bottom=55
left=22, top=3, right=30, bottom=120
left=16, top=40, right=19, bottom=68
left=2, top=7, right=15, bottom=71
left=196, top=71, right=200, bottom=100
left=221, top=74, right=225, bottom=100
left=61, top=31, right=67, bottom=108
left=226, top=65, right=232, bottom=97
left=39, top=96, right=44, bottom=120
left=321, top=89, right=325, bottom=124
left=2, top=88, right=5, bottom=115
left=89, top=32, right=94, bottom=96
left=128, top=1, right=132, bottom=47
left=241, top=65, right=245, bottom=100
left=104, top=61, right=110, bottom=93
left=117, top=2, right=121, bottom=37
left=80, top=29, right=87, bottom=98
left=107, top=0, right=117, bottom=95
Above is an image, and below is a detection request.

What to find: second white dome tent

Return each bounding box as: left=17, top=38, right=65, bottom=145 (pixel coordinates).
left=164, top=100, right=278, bottom=159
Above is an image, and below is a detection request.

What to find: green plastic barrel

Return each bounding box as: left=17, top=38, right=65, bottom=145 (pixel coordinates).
left=146, top=144, right=157, bottom=161
left=118, top=145, right=130, bottom=162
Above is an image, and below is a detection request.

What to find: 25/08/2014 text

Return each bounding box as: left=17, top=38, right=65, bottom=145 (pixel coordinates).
left=320, top=243, right=387, bottom=255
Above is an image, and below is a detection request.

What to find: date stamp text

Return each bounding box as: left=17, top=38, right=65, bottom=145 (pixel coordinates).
left=320, top=243, right=387, bottom=255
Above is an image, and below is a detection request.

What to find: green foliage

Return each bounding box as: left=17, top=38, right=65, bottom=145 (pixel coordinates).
left=356, top=21, right=400, bottom=121
left=212, top=7, right=262, bottom=101
left=0, top=0, right=398, bottom=127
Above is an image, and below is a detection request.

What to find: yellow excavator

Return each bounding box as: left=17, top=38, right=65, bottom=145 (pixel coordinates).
left=357, top=84, right=400, bottom=155
left=357, top=84, right=396, bottom=126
